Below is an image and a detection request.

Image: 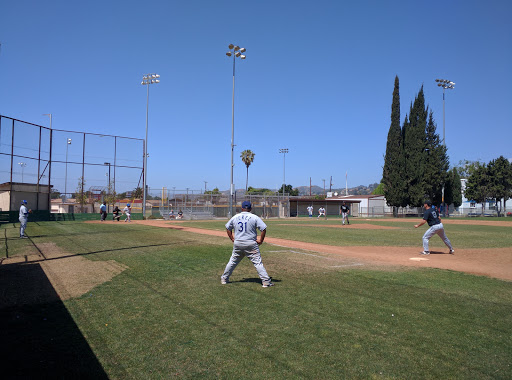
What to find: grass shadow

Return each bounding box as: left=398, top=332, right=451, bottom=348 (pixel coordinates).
left=0, top=262, right=109, bottom=379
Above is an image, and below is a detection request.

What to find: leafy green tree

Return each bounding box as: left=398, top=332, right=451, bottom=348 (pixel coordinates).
left=74, top=177, right=88, bottom=212
left=487, top=156, right=512, bottom=215
left=423, top=111, right=449, bottom=206
left=204, top=187, right=221, bottom=195
left=247, top=186, right=275, bottom=195
left=372, top=183, right=385, bottom=195
left=403, top=87, right=429, bottom=207
left=240, top=150, right=255, bottom=192
left=104, top=181, right=117, bottom=211
left=444, top=168, right=462, bottom=209
left=382, top=76, right=407, bottom=213
left=278, top=184, right=299, bottom=196
left=132, top=187, right=143, bottom=199
left=464, top=162, right=490, bottom=215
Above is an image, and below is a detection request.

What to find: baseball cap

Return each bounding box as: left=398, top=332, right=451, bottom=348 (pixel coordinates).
left=22, top=200, right=27, bottom=204
left=425, top=200, right=432, bottom=207
left=241, top=201, right=252, bottom=209
left=127, top=203, right=131, bottom=207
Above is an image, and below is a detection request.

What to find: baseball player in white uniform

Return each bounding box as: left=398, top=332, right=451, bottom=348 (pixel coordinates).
left=317, top=207, right=326, bottom=219
left=19, top=200, right=31, bottom=238
left=221, top=201, right=273, bottom=288
left=123, top=203, right=131, bottom=222
left=307, top=205, right=313, bottom=218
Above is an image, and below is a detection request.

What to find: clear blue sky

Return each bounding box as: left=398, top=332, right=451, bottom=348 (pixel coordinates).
left=1, top=0, right=511, bottom=193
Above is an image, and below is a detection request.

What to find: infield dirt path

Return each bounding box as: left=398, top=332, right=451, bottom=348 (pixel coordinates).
left=131, top=220, right=512, bottom=282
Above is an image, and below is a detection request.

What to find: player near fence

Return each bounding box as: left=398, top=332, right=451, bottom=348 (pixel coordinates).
left=123, top=204, right=132, bottom=222
left=19, top=200, right=32, bottom=238
left=100, top=202, right=107, bottom=221
left=414, top=200, right=455, bottom=255
left=113, top=206, right=121, bottom=222
left=317, top=206, right=326, bottom=219
left=307, top=205, right=313, bottom=218
left=221, top=201, right=273, bottom=288
left=340, top=202, right=350, bottom=225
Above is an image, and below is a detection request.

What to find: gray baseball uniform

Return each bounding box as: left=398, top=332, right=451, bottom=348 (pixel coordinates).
left=221, top=211, right=271, bottom=284
left=19, top=204, right=29, bottom=237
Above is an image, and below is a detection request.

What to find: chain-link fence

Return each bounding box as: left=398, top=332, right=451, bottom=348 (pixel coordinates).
left=0, top=115, right=144, bottom=220
left=145, top=188, right=290, bottom=220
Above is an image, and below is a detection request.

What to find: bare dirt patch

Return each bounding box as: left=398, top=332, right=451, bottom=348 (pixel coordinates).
left=2, top=242, right=127, bottom=301
left=131, top=220, right=512, bottom=282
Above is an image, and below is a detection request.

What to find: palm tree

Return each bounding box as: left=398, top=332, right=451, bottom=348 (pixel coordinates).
left=240, top=150, right=255, bottom=192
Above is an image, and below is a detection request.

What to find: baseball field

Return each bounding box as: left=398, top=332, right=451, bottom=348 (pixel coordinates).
left=1, top=217, right=511, bottom=379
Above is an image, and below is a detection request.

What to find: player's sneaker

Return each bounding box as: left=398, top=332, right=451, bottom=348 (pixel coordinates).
left=420, top=251, right=430, bottom=255
left=20, top=235, right=28, bottom=239
left=262, top=282, right=274, bottom=288
left=221, top=279, right=230, bottom=285
left=449, top=249, right=455, bottom=254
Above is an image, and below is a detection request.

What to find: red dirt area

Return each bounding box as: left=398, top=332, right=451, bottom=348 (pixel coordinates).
left=129, top=220, right=512, bottom=282
left=277, top=223, right=397, bottom=230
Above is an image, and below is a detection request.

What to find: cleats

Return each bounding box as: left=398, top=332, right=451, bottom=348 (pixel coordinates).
left=262, top=282, right=274, bottom=288
left=449, top=249, right=455, bottom=254
left=420, top=251, right=430, bottom=255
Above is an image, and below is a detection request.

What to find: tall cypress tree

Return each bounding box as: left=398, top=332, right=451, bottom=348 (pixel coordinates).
left=382, top=76, right=407, bottom=212
left=403, top=87, right=428, bottom=207
left=423, top=110, right=449, bottom=205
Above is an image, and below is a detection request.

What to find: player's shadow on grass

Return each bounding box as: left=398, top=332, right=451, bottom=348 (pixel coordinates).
left=238, top=277, right=281, bottom=284
left=0, top=262, right=111, bottom=379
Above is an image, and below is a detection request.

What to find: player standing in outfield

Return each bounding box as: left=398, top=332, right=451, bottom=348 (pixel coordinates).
left=340, top=201, right=350, bottom=225
left=317, top=206, right=326, bottom=219
left=307, top=205, right=313, bottom=218
left=19, top=200, right=32, bottom=238
left=123, top=203, right=132, bottom=222
left=414, top=200, right=454, bottom=255
left=221, top=201, right=273, bottom=288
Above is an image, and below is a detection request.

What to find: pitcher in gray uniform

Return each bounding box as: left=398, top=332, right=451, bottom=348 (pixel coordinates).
left=221, top=201, right=273, bottom=288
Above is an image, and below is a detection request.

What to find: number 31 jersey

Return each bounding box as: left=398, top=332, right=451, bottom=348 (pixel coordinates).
left=225, top=211, right=267, bottom=243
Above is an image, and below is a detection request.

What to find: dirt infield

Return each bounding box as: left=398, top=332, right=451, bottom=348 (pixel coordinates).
left=132, top=220, right=512, bottom=282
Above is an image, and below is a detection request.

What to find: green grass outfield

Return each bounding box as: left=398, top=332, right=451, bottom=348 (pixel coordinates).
left=1, top=220, right=511, bottom=379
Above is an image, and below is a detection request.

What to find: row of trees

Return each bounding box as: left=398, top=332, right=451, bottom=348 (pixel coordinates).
left=382, top=76, right=462, bottom=213
left=461, top=157, right=512, bottom=214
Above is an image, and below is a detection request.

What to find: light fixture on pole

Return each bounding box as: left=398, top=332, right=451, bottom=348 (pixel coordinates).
left=279, top=148, right=289, bottom=196
left=141, top=73, right=160, bottom=219
left=435, top=78, right=455, bottom=217
left=18, top=162, right=27, bottom=182
left=435, top=79, right=455, bottom=146
left=64, top=138, right=72, bottom=199
left=226, top=44, right=246, bottom=218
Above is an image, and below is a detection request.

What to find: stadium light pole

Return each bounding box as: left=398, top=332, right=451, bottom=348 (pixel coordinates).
left=279, top=148, right=289, bottom=196
left=435, top=79, right=455, bottom=146
left=65, top=138, right=72, bottom=199
left=226, top=44, right=246, bottom=218
left=141, top=73, right=160, bottom=219
left=18, top=162, right=27, bottom=182
left=435, top=78, right=455, bottom=216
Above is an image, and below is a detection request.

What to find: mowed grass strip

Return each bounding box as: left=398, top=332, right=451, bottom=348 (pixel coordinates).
left=179, top=218, right=512, bottom=249
left=1, top=222, right=511, bottom=379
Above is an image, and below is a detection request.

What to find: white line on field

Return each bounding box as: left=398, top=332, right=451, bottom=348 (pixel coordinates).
left=329, top=263, right=364, bottom=268
left=266, top=246, right=364, bottom=266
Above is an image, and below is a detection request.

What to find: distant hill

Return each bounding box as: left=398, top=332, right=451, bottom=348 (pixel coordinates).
left=296, top=183, right=379, bottom=196
left=221, top=183, right=380, bottom=196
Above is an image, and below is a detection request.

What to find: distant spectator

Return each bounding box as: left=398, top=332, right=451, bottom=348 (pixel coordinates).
left=19, top=200, right=32, bottom=238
